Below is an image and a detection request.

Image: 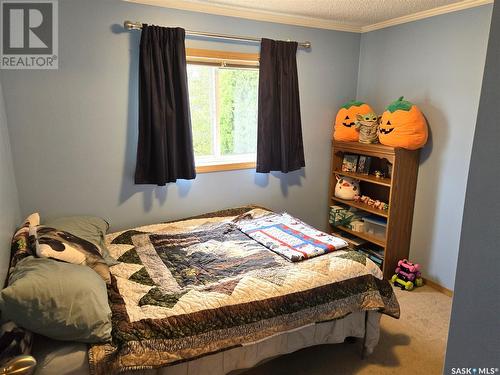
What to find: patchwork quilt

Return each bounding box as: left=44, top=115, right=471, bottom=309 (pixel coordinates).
left=237, top=212, right=348, bottom=261
left=88, top=206, right=399, bottom=374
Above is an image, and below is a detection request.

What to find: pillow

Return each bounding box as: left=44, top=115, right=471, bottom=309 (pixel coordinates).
left=0, top=257, right=112, bottom=343
left=32, top=226, right=110, bottom=283
left=44, top=216, right=118, bottom=266
left=9, top=213, right=40, bottom=272
left=20, top=213, right=40, bottom=229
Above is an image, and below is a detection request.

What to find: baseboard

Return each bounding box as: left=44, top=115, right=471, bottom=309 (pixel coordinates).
left=423, top=278, right=454, bottom=297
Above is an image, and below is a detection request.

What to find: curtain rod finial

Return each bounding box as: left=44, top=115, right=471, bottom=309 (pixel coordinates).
left=124, top=20, right=142, bottom=30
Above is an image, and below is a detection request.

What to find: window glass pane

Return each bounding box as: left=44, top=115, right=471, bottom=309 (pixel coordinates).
left=187, top=64, right=214, bottom=157
left=218, top=68, right=258, bottom=156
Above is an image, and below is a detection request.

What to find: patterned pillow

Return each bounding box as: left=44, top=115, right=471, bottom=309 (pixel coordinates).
left=32, top=226, right=110, bottom=283
left=0, top=321, right=33, bottom=364
left=9, top=213, right=40, bottom=274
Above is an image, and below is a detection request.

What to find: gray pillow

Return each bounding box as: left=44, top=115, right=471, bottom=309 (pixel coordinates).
left=44, top=216, right=118, bottom=266
left=0, top=257, right=112, bottom=343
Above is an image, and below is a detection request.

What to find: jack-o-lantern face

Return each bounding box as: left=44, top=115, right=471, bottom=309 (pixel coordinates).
left=334, top=100, right=374, bottom=141
left=379, top=97, right=428, bottom=150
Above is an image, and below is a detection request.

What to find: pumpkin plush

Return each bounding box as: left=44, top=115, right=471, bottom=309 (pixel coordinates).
left=334, top=100, right=374, bottom=141
left=379, top=97, right=428, bottom=150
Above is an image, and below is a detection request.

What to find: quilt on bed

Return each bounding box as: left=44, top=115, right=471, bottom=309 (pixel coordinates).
left=89, top=207, right=399, bottom=374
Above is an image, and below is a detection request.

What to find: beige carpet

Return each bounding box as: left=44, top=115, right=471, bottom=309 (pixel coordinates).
left=242, top=285, right=452, bottom=375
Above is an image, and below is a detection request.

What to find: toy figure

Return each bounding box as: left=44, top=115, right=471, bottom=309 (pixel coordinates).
left=358, top=194, right=389, bottom=210
left=355, top=112, right=380, bottom=144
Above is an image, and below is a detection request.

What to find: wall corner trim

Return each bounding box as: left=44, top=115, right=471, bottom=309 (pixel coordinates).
left=125, top=0, right=493, bottom=34
left=124, top=0, right=362, bottom=33
left=361, top=0, right=493, bottom=33
left=423, top=278, right=454, bottom=297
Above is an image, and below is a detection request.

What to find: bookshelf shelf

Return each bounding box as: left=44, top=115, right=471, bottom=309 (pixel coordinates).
left=333, top=225, right=386, bottom=248
left=333, top=170, right=391, bottom=187
left=328, top=140, right=420, bottom=279
left=330, top=196, right=389, bottom=218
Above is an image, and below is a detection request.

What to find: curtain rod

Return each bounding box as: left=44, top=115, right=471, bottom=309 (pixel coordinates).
left=123, top=20, right=311, bottom=49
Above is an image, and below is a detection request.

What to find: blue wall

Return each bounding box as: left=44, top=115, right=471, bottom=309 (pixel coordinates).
left=0, top=0, right=360, bottom=232
left=0, top=0, right=493, bottom=291
left=0, top=80, right=21, bottom=283
left=357, top=5, right=493, bottom=290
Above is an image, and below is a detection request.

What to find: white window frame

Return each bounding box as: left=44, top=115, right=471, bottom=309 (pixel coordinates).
left=186, top=48, right=259, bottom=173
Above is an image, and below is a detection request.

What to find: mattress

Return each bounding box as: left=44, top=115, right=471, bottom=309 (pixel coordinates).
left=33, top=310, right=381, bottom=375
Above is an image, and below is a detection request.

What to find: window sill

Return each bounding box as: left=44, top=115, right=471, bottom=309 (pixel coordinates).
left=196, top=161, right=256, bottom=173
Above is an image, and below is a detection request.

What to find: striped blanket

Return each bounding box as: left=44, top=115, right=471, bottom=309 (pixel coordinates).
left=237, top=212, right=348, bottom=262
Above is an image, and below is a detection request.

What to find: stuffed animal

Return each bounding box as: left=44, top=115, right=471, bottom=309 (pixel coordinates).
left=334, top=100, right=374, bottom=142
left=355, top=112, right=380, bottom=144
left=334, top=176, right=360, bottom=200
left=379, top=97, right=428, bottom=150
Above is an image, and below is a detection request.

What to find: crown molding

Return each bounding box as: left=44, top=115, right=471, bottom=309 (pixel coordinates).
left=125, top=0, right=493, bottom=34
left=124, top=0, right=362, bottom=33
left=361, top=0, right=493, bottom=32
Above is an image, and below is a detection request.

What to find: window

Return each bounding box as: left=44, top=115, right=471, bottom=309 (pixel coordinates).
left=186, top=49, right=259, bottom=173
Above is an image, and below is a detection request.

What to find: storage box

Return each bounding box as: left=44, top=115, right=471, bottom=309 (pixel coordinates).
left=329, top=205, right=355, bottom=227
left=362, top=216, right=387, bottom=240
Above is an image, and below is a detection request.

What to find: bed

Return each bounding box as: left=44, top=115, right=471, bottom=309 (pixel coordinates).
left=31, top=206, right=399, bottom=374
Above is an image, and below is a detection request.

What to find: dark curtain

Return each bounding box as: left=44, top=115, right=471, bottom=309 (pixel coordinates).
left=256, top=38, right=305, bottom=173
left=135, top=25, right=196, bottom=185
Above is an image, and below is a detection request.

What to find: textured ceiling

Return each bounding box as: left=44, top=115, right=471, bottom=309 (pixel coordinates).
left=127, top=0, right=491, bottom=31
left=179, top=0, right=465, bottom=26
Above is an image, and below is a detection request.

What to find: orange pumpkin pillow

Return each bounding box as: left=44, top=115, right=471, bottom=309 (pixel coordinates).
left=334, top=100, right=374, bottom=142
left=379, top=97, right=428, bottom=150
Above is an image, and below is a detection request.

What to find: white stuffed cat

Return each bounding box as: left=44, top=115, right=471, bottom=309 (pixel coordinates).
left=334, top=175, right=360, bottom=200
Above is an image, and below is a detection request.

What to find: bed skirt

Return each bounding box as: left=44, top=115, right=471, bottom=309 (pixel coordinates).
left=32, top=310, right=380, bottom=375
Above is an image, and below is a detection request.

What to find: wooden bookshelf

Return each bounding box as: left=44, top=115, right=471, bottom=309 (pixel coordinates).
left=328, top=140, right=420, bottom=279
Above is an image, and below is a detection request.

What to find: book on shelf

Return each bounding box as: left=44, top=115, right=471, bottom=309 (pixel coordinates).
left=357, top=248, right=383, bottom=266
left=356, top=155, right=372, bottom=175
left=341, top=154, right=359, bottom=172
left=332, top=231, right=367, bottom=248
left=357, top=246, right=384, bottom=261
